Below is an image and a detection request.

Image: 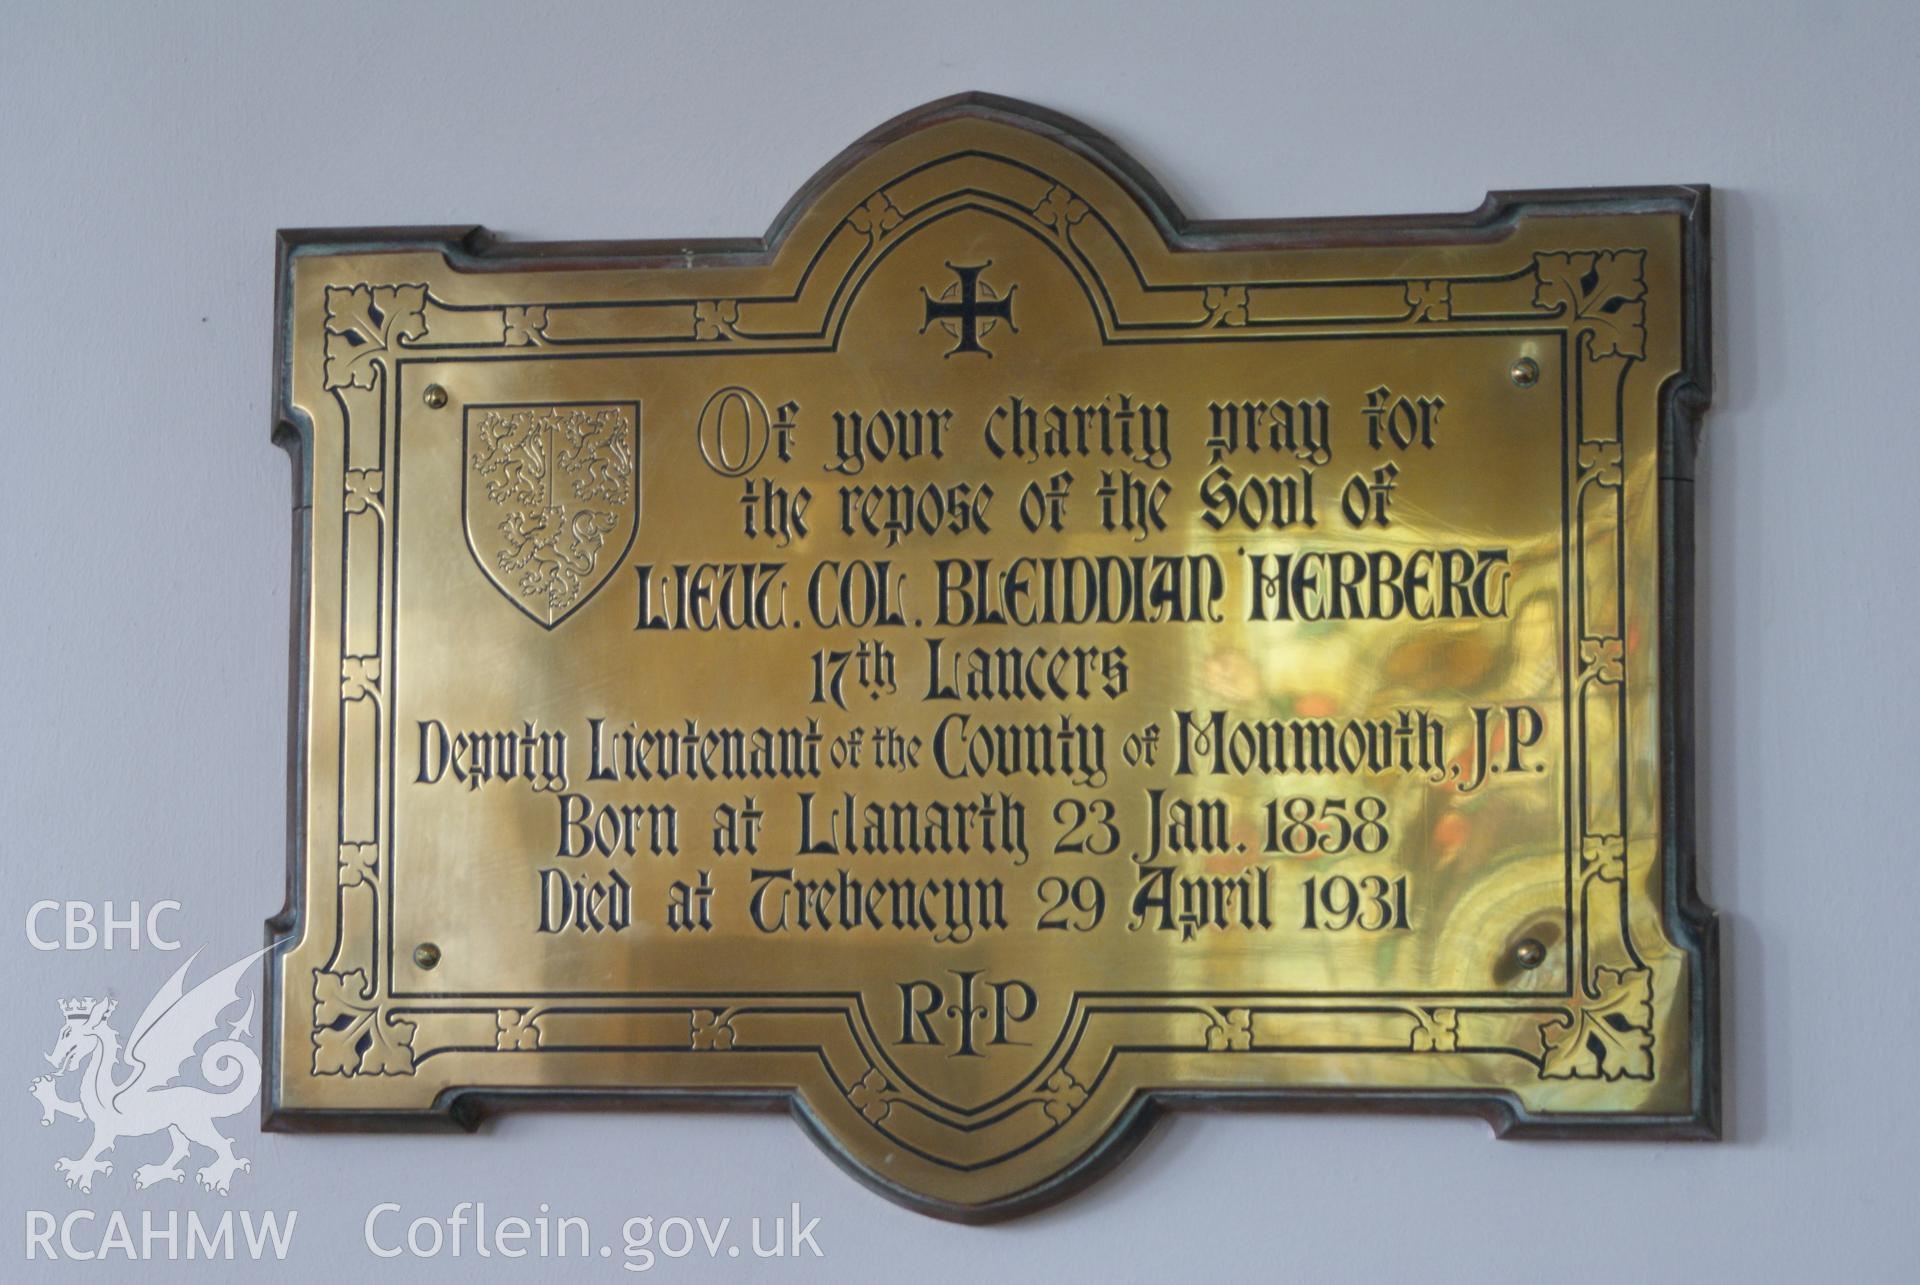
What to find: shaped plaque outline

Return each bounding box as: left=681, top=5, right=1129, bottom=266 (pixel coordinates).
left=265, top=92, right=1719, bottom=1222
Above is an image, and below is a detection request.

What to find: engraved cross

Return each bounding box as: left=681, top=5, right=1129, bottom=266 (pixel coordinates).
left=921, top=260, right=1017, bottom=357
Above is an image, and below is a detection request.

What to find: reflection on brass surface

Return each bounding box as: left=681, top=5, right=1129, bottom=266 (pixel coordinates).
left=265, top=95, right=1717, bottom=1219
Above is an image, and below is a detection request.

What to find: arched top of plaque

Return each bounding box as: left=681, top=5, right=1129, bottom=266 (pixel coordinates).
left=267, top=94, right=1716, bottom=1221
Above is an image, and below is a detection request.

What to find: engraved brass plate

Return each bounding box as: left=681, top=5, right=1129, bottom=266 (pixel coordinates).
left=266, top=95, right=1718, bottom=1218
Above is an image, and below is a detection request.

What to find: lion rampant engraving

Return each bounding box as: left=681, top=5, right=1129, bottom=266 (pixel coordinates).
left=30, top=949, right=264, bottom=1195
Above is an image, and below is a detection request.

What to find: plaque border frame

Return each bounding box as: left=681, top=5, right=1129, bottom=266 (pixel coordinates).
left=264, top=92, right=1719, bottom=1222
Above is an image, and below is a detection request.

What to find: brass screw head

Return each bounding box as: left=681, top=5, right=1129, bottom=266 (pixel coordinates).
left=1513, top=938, right=1547, bottom=970
left=412, top=942, right=441, bottom=970
left=422, top=384, right=448, bottom=409
left=1509, top=356, right=1540, bottom=388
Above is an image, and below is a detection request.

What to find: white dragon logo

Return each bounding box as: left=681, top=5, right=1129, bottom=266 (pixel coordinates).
left=29, top=949, right=264, bottom=1195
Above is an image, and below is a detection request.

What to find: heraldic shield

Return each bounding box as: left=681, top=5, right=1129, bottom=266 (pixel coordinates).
left=461, top=402, right=640, bottom=628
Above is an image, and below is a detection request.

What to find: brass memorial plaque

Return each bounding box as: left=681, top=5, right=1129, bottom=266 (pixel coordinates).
left=266, top=95, right=1718, bottom=1218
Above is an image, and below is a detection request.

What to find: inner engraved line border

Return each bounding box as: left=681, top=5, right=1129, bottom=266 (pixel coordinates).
left=379, top=319, right=1581, bottom=1010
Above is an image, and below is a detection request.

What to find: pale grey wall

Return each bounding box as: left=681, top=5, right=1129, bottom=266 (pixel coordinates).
left=2, top=1, right=1913, bottom=1279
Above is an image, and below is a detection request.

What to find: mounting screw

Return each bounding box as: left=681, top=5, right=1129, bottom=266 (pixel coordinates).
left=412, top=942, right=441, bottom=970
left=1512, top=938, right=1547, bottom=970
left=1509, top=356, right=1539, bottom=388
left=422, top=384, right=448, bottom=409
